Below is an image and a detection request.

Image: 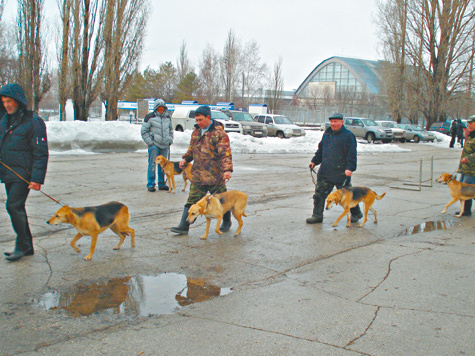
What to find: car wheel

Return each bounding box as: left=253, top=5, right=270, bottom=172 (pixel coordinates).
left=277, top=131, right=285, bottom=139
left=366, top=133, right=375, bottom=143
left=399, top=138, right=406, bottom=143
left=413, top=135, right=420, bottom=143
left=176, top=126, right=184, bottom=132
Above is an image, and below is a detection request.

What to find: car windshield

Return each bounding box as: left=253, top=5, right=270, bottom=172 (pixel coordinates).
left=380, top=121, right=398, bottom=128
left=231, top=112, right=254, bottom=122
left=211, top=111, right=230, bottom=120
left=410, top=125, right=423, bottom=131
left=274, top=116, right=293, bottom=124
left=362, top=119, right=378, bottom=126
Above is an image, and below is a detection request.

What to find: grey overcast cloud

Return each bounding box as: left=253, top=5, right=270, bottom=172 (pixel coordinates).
left=3, top=0, right=380, bottom=91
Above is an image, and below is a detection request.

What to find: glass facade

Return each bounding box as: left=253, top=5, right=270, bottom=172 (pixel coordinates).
left=305, top=62, right=362, bottom=95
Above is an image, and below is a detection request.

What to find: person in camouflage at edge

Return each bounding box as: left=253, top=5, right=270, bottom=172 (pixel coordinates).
left=171, top=105, right=233, bottom=235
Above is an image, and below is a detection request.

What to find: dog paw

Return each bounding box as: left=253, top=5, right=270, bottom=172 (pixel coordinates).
left=441, top=211, right=446, bottom=214
left=200, top=235, right=208, bottom=240
left=83, top=255, right=92, bottom=261
left=233, top=232, right=241, bottom=237
left=455, top=214, right=462, bottom=218
left=113, top=246, right=120, bottom=250
left=332, top=223, right=338, bottom=227
left=346, top=225, right=351, bottom=228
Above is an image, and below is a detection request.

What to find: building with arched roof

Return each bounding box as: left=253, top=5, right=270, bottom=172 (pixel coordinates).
left=294, top=56, right=383, bottom=99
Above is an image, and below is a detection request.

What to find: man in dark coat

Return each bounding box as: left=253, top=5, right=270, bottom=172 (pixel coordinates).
left=307, top=113, right=362, bottom=224
left=0, top=84, right=48, bottom=262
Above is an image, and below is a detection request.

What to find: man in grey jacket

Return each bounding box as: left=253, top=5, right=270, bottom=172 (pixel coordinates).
left=141, top=99, right=174, bottom=192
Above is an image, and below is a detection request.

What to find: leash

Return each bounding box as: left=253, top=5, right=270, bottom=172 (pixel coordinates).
left=310, top=169, right=348, bottom=187
left=205, top=178, right=230, bottom=207
left=0, top=161, right=62, bottom=205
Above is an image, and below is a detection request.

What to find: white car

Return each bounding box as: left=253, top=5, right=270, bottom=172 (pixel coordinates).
left=254, top=114, right=306, bottom=138
left=376, top=120, right=406, bottom=142
left=171, top=106, right=242, bottom=134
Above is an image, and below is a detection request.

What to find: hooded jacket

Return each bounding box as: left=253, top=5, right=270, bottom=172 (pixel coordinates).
left=311, top=125, right=357, bottom=184
left=141, top=99, right=173, bottom=148
left=182, top=119, right=233, bottom=186
left=0, top=84, right=48, bottom=184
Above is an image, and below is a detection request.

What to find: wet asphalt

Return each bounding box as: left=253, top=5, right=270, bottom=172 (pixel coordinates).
left=0, top=142, right=474, bottom=355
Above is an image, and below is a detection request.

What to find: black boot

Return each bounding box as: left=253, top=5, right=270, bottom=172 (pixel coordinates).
left=350, top=205, right=363, bottom=223
left=456, top=199, right=472, bottom=216
left=220, top=211, right=232, bottom=232
left=306, top=195, right=324, bottom=224
left=171, top=206, right=190, bottom=234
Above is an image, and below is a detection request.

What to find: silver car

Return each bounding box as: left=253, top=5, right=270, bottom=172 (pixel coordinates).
left=398, top=124, right=437, bottom=143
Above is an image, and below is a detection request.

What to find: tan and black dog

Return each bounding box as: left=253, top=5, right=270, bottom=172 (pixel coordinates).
left=326, top=187, right=386, bottom=228
left=154, top=155, right=192, bottom=193
left=47, top=202, right=135, bottom=261
left=187, top=190, right=248, bottom=240
left=436, top=173, right=475, bottom=217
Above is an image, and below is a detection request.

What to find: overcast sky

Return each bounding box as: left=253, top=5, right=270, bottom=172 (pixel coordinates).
left=3, top=0, right=381, bottom=91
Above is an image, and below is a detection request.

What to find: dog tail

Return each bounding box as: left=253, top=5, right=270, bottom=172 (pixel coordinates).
left=243, top=212, right=247, bottom=217
left=375, top=192, right=386, bottom=200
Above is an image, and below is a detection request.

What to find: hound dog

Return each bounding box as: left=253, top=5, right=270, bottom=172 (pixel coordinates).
left=186, top=190, right=248, bottom=240
left=436, top=173, right=475, bottom=217
left=155, top=155, right=192, bottom=193
left=326, top=187, right=386, bottom=228
left=47, top=202, right=135, bottom=260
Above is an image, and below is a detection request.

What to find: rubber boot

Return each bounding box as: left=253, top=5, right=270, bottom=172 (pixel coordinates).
left=456, top=199, right=472, bottom=216
left=171, top=206, right=190, bottom=234
left=220, top=211, right=232, bottom=232
left=350, top=204, right=363, bottom=223
left=306, top=195, right=324, bottom=224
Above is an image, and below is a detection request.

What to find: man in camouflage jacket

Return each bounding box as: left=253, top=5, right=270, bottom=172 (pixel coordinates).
left=456, top=115, right=475, bottom=216
left=171, top=105, right=233, bottom=235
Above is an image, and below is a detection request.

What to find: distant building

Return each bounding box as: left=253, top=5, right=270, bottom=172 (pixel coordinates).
left=294, top=56, right=382, bottom=99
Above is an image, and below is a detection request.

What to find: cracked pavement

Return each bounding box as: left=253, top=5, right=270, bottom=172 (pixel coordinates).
left=0, top=143, right=474, bottom=355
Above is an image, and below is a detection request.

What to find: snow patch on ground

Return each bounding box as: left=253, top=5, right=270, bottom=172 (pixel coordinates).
left=46, top=121, right=455, bottom=156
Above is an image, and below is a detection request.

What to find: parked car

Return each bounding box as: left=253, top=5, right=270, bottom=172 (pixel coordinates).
left=222, top=110, right=268, bottom=137
left=429, top=121, right=446, bottom=134
left=398, top=124, right=437, bottom=142
left=376, top=120, right=406, bottom=142
left=344, top=117, right=393, bottom=143
left=254, top=114, right=306, bottom=138
left=171, top=106, right=242, bottom=134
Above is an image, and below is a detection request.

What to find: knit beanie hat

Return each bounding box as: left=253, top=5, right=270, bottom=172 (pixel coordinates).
left=195, top=105, right=211, bottom=118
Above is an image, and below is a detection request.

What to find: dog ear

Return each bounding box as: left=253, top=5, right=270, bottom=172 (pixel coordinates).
left=199, top=206, right=204, bottom=216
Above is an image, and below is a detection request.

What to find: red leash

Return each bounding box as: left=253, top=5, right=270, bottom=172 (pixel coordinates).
left=0, top=161, right=62, bottom=205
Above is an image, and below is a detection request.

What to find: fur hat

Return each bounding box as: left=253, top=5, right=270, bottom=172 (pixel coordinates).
left=195, top=105, right=211, bottom=118
left=329, top=113, right=343, bottom=120
left=153, top=99, right=167, bottom=111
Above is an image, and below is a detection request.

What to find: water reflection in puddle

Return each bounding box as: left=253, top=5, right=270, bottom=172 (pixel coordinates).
left=397, top=220, right=454, bottom=236
left=33, top=273, right=232, bottom=317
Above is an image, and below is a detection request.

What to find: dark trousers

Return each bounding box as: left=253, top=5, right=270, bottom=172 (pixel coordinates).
left=315, top=177, right=362, bottom=216
left=5, top=181, right=33, bottom=252
left=185, top=183, right=227, bottom=207
left=449, top=134, right=456, bottom=148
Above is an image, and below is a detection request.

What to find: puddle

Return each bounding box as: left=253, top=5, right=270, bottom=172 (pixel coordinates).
left=397, top=220, right=454, bottom=236
left=32, top=273, right=232, bottom=317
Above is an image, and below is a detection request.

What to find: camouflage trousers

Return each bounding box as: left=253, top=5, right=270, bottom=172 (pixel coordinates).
left=185, top=183, right=227, bottom=207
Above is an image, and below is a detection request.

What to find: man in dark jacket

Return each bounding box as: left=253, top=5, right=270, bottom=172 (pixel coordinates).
left=307, top=113, right=362, bottom=224
left=0, top=84, right=48, bottom=262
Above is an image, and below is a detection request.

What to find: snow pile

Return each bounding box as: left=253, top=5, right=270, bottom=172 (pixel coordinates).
left=45, top=121, right=452, bottom=155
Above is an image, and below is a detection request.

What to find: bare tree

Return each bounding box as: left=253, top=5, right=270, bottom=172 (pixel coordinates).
left=70, top=0, right=104, bottom=121
left=240, top=40, right=267, bottom=106
left=378, top=0, right=475, bottom=128
left=177, top=40, right=192, bottom=83
left=197, top=44, right=221, bottom=104
left=57, top=0, right=72, bottom=120
left=267, top=57, right=284, bottom=113
left=100, top=0, right=149, bottom=121
left=377, top=0, right=407, bottom=122
left=17, top=0, right=51, bottom=110
left=221, top=29, right=241, bottom=102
